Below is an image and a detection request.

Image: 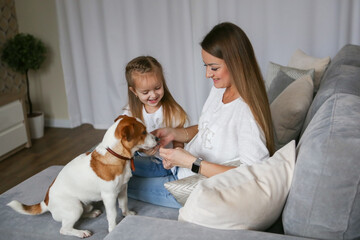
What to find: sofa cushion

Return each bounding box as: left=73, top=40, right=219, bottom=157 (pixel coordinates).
left=283, top=94, right=360, bottom=240
left=288, top=49, right=330, bottom=92
left=265, top=61, right=314, bottom=90
left=104, top=215, right=310, bottom=240
left=301, top=64, right=360, bottom=134
left=267, top=71, right=296, bottom=103
left=178, top=141, right=295, bottom=231
left=271, top=75, right=314, bottom=150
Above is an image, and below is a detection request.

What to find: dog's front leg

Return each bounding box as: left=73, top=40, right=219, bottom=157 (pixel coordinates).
left=118, top=184, right=136, bottom=216
left=102, top=192, right=118, bottom=232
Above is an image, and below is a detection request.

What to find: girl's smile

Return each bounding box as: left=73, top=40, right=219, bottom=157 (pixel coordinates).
left=148, top=97, right=160, bottom=105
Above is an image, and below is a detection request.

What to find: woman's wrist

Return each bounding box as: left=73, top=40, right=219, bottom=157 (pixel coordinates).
left=187, top=156, right=197, bottom=169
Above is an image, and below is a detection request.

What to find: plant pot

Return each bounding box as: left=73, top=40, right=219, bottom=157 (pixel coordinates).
left=28, top=112, right=44, bottom=139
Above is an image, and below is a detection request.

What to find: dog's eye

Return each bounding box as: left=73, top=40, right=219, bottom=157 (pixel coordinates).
left=142, top=131, right=147, bottom=135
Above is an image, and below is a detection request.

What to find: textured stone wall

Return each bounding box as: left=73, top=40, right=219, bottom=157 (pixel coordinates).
left=0, top=0, right=25, bottom=95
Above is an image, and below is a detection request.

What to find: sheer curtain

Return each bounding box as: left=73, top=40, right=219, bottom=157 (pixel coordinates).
left=56, top=0, right=360, bottom=129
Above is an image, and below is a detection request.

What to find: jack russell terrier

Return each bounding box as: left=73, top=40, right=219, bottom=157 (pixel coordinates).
left=7, top=115, right=158, bottom=238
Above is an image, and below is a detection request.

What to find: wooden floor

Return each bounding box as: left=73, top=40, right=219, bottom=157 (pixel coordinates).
left=0, top=124, right=106, bottom=194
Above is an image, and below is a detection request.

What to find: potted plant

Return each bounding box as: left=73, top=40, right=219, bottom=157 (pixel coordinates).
left=1, top=33, right=47, bottom=139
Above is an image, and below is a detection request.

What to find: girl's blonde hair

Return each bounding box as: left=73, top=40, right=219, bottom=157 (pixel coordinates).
left=201, top=22, right=275, bottom=155
left=125, top=56, right=188, bottom=128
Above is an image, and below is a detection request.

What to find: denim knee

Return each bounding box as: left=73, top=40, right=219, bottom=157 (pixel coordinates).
left=127, top=175, right=181, bottom=209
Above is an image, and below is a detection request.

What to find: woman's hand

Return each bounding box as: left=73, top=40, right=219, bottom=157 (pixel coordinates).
left=152, top=128, right=176, bottom=147
left=159, top=147, right=196, bottom=170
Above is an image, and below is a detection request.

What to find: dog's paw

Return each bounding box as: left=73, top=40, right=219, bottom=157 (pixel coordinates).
left=123, top=210, right=136, bottom=216
left=108, top=224, right=116, bottom=232
left=89, top=209, right=102, bottom=218
left=83, top=209, right=102, bottom=218
left=60, top=228, right=92, bottom=238
left=79, top=230, right=92, bottom=238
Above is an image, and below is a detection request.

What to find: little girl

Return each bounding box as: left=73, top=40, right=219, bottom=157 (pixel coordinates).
left=123, top=56, right=188, bottom=207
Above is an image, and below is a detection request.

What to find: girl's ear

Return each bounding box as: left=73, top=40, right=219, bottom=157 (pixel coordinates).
left=129, top=87, right=137, bottom=97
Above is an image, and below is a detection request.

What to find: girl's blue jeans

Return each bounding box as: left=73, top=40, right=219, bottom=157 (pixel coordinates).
left=127, top=152, right=182, bottom=209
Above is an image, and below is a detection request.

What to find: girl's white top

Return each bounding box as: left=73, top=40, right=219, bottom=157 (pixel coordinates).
left=123, top=105, right=183, bottom=134
left=177, top=86, right=269, bottom=179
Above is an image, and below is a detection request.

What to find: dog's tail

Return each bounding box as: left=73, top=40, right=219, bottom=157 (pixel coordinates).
left=7, top=200, right=48, bottom=215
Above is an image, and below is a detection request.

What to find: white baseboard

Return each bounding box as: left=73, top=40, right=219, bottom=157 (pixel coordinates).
left=45, top=118, right=72, bottom=128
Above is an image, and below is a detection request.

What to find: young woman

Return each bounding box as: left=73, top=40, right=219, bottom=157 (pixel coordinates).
left=156, top=22, right=274, bottom=179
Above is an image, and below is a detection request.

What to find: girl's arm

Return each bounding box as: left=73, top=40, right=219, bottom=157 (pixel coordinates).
left=153, top=125, right=198, bottom=147
left=180, top=125, right=198, bottom=143
left=172, top=141, right=184, bottom=149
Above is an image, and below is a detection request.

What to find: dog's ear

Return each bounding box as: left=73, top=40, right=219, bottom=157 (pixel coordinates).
left=121, top=124, right=135, bottom=142
left=114, top=115, right=126, bottom=122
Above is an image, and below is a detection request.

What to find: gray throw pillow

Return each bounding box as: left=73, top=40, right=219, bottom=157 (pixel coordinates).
left=267, top=71, right=295, bottom=103
left=270, top=75, right=314, bottom=150
left=265, top=61, right=315, bottom=90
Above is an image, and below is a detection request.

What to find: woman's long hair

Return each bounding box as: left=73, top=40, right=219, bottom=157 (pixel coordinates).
left=125, top=56, right=188, bottom=128
left=201, top=22, right=274, bottom=155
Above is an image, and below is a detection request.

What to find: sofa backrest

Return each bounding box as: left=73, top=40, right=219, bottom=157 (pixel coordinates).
left=282, top=44, right=360, bottom=240
left=301, top=44, right=360, bottom=134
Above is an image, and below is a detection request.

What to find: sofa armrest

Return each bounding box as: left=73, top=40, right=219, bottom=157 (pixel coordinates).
left=104, top=215, right=312, bottom=240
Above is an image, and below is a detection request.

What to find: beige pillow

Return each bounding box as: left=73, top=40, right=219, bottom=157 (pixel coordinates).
left=265, top=61, right=315, bottom=90
left=164, top=174, right=206, bottom=206
left=165, top=161, right=240, bottom=206
left=288, top=49, right=330, bottom=91
left=178, top=140, right=296, bottom=230
left=271, top=75, right=314, bottom=150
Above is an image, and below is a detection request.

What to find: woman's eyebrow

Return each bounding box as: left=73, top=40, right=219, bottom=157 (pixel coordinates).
left=203, top=62, right=221, bottom=66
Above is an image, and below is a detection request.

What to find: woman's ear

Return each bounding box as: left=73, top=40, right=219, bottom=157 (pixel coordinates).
left=129, top=87, right=137, bottom=97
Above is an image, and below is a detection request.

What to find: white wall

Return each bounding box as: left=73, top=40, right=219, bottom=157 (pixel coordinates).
left=15, top=0, right=70, bottom=128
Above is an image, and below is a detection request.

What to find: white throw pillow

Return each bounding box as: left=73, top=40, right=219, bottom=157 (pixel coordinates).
left=178, top=141, right=296, bottom=230
left=271, top=75, right=314, bottom=150
left=265, top=61, right=315, bottom=90
left=288, top=49, right=330, bottom=91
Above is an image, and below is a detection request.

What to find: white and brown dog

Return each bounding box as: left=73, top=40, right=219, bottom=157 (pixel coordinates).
left=7, top=115, right=158, bottom=238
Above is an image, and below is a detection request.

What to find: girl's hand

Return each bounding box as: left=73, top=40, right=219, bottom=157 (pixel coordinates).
left=159, top=147, right=196, bottom=170
left=152, top=128, right=175, bottom=147
left=141, top=145, right=159, bottom=156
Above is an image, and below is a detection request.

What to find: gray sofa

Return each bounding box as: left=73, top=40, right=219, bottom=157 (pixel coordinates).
left=0, top=44, right=359, bottom=240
